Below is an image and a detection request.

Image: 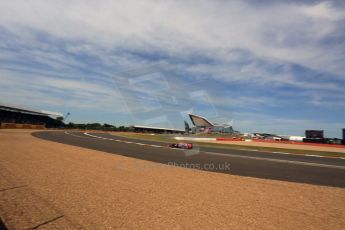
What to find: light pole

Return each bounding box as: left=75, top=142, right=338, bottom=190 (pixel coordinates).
left=64, top=112, right=70, bottom=123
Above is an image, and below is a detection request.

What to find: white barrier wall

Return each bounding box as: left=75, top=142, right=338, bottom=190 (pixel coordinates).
left=174, top=137, right=216, bottom=141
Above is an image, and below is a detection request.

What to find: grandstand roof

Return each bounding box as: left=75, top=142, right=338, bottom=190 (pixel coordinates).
left=0, top=102, right=63, bottom=118
left=133, top=125, right=185, bottom=132
left=188, top=113, right=214, bottom=127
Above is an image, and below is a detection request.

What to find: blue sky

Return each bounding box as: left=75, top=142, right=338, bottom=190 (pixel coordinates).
left=0, top=0, right=344, bottom=137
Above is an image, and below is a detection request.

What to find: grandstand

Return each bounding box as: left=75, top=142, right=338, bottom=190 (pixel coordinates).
left=0, top=103, right=64, bottom=129
left=133, top=125, right=185, bottom=134
left=188, top=113, right=235, bottom=134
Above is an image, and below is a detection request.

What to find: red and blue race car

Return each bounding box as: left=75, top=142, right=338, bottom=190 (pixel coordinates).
left=167, top=143, right=193, bottom=149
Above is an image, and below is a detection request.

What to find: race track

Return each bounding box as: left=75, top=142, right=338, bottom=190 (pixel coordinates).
left=32, top=131, right=345, bottom=188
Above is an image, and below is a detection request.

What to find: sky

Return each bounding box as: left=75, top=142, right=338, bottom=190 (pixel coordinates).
left=0, top=0, right=344, bottom=137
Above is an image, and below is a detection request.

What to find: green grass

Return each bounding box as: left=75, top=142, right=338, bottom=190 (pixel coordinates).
left=112, top=133, right=345, bottom=158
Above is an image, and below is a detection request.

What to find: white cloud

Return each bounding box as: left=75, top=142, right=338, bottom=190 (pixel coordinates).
left=0, top=69, right=125, bottom=111
left=0, top=0, right=344, bottom=130
left=300, top=1, right=345, bottom=21
left=0, top=0, right=344, bottom=76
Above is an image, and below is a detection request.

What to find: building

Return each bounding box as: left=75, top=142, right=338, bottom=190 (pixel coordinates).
left=305, top=130, right=324, bottom=139
left=133, top=125, right=185, bottom=134
left=188, top=113, right=234, bottom=133
left=0, top=103, right=64, bottom=128
left=303, top=130, right=326, bottom=144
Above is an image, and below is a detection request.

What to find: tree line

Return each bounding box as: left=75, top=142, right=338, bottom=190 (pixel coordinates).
left=65, top=122, right=133, bottom=131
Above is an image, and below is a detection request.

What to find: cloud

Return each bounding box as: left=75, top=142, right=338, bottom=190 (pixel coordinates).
left=0, top=68, right=124, bottom=111
left=0, top=0, right=344, bottom=134
left=300, top=1, right=345, bottom=21
left=1, top=1, right=344, bottom=74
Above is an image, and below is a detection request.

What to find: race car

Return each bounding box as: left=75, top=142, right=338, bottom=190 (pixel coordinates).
left=167, top=143, right=193, bottom=149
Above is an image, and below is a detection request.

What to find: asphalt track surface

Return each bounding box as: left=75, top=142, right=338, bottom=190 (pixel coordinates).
left=33, top=131, right=345, bottom=188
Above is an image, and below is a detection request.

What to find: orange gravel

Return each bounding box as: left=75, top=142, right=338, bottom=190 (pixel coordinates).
left=0, top=130, right=345, bottom=229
